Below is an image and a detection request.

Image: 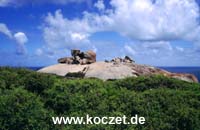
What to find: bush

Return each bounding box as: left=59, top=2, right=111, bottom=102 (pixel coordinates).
left=44, top=85, right=71, bottom=115
left=24, top=72, right=55, bottom=94
left=113, top=75, right=200, bottom=91
left=0, top=67, right=200, bottom=130
left=0, top=69, right=19, bottom=89
left=0, top=88, right=56, bottom=130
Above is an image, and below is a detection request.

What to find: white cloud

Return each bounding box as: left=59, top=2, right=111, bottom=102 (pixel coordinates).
left=42, top=0, right=200, bottom=44
left=70, top=32, right=89, bottom=43
left=109, top=0, right=200, bottom=41
left=123, top=41, right=174, bottom=65
left=0, top=23, right=28, bottom=55
left=0, top=23, right=12, bottom=38
left=123, top=41, right=200, bottom=66
left=0, top=0, right=10, bottom=7
left=124, top=41, right=173, bottom=57
left=43, top=10, right=92, bottom=50
left=40, top=0, right=200, bottom=66
left=91, top=41, right=124, bottom=61
left=14, top=32, right=28, bottom=55
left=41, top=9, right=115, bottom=56
left=176, top=46, right=184, bottom=52
left=14, top=32, right=28, bottom=44
left=124, top=45, right=136, bottom=55
left=142, top=41, right=173, bottom=51
left=94, top=0, right=105, bottom=11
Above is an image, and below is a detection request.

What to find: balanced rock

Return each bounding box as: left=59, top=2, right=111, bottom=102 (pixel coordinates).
left=58, top=49, right=96, bottom=65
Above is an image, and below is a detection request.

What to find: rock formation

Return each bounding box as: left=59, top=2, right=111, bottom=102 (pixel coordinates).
left=39, top=50, right=198, bottom=83
left=58, top=49, right=96, bottom=65
left=105, top=56, right=135, bottom=64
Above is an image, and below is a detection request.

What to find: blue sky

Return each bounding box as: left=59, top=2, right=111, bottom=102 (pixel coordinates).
left=0, top=0, right=200, bottom=66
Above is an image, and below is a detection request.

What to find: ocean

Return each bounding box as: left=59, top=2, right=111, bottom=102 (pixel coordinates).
left=28, top=66, right=200, bottom=82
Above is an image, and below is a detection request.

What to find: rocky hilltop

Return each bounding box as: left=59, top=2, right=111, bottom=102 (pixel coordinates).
left=38, top=49, right=198, bottom=83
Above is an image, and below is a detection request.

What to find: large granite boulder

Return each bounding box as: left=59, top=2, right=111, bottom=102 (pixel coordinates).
left=58, top=49, right=96, bottom=65
left=38, top=61, right=198, bottom=83
left=43, top=50, right=198, bottom=83
left=83, top=50, right=96, bottom=64
left=57, top=57, right=73, bottom=64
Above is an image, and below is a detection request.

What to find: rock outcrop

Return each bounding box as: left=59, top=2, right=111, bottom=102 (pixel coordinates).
left=105, top=56, right=135, bottom=64
left=58, top=49, right=96, bottom=65
left=39, top=51, right=199, bottom=83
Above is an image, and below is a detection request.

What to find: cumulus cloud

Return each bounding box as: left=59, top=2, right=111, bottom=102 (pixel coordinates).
left=0, top=0, right=87, bottom=7
left=42, top=0, right=200, bottom=44
left=124, top=45, right=136, bottom=55
left=41, top=9, right=95, bottom=56
left=110, top=0, right=200, bottom=42
left=41, top=8, right=113, bottom=55
left=176, top=46, right=184, bottom=52
left=0, top=23, right=12, bottom=38
left=43, top=10, right=89, bottom=48
left=124, top=41, right=173, bottom=57
left=94, top=0, right=105, bottom=11
left=40, top=0, right=200, bottom=65
left=123, top=41, right=183, bottom=65
left=0, top=22, right=28, bottom=55
left=14, top=32, right=28, bottom=55
left=14, top=32, right=28, bottom=44
left=0, top=23, right=28, bottom=55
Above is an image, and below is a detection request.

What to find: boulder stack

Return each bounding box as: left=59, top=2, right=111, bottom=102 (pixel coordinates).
left=105, top=56, right=135, bottom=64
left=58, top=49, right=96, bottom=65
left=38, top=50, right=199, bottom=83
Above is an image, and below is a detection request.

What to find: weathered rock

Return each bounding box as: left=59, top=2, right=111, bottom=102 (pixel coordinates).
left=38, top=61, right=198, bottom=83
left=71, top=49, right=81, bottom=58
left=169, top=73, right=198, bottom=83
left=111, top=57, right=122, bottom=64
left=124, top=56, right=134, bottom=63
left=50, top=51, right=198, bottom=82
left=58, top=57, right=73, bottom=64
left=58, top=49, right=96, bottom=65
left=109, top=56, right=134, bottom=64
left=80, top=59, right=88, bottom=65
left=84, top=50, right=96, bottom=63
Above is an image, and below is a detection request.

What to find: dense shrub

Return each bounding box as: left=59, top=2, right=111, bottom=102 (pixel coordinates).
left=0, top=67, right=200, bottom=130
left=0, top=69, right=20, bottom=89
left=0, top=67, right=56, bottom=94
left=0, top=78, right=5, bottom=89
left=24, top=72, right=55, bottom=94
left=44, top=85, right=71, bottom=115
left=0, top=88, right=56, bottom=130
left=113, top=75, right=200, bottom=91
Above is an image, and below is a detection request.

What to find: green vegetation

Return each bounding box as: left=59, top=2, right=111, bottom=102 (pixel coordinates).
left=0, top=67, right=200, bottom=130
